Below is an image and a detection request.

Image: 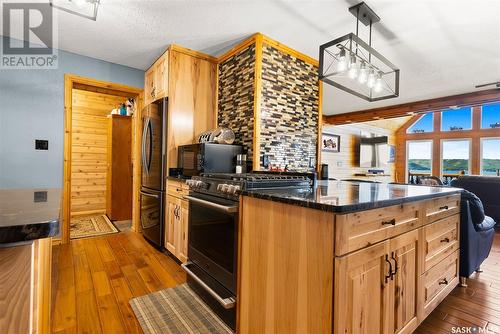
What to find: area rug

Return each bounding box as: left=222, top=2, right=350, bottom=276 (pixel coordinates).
left=70, top=214, right=118, bottom=239
left=130, top=284, right=233, bottom=334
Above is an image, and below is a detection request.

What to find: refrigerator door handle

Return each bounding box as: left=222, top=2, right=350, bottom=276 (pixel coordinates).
left=141, top=117, right=150, bottom=175
left=139, top=190, right=160, bottom=199
left=147, top=120, right=153, bottom=173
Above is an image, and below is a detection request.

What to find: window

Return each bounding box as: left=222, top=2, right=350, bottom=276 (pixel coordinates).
left=441, top=107, right=472, bottom=131
left=406, top=113, right=433, bottom=133
left=481, top=103, right=500, bottom=129
left=441, top=139, right=470, bottom=175
left=481, top=138, right=500, bottom=175
left=407, top=141, right=432, bottom=175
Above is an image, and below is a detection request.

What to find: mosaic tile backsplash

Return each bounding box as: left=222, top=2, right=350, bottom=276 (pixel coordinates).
left=217, top=44, right=256, bottom=160
left=259, top=44, right=319, bottom=170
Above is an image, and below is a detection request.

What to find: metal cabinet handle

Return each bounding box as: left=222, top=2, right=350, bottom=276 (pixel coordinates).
left=440, top=237, right=450, bottom=243
left=382, top=218, right=396, bottom=226
left=181, top=262, right=236, bottom=309
left=140, top=190, right=159, bottom=198
left=439, top=205, right=449, bottom=210
left=439, top=278, right=448, bottom=285
left=390, top=252, right=398, bottom=279
left=385, top=254, right=393, bottom=283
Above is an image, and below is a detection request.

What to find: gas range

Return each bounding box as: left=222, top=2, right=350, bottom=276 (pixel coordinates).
left=186, top=172, right=313, bottom=201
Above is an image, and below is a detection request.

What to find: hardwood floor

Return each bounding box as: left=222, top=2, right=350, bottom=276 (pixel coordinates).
left=51, top=231, right=186, bottom=334
left=415, top=231, right=500, bottom=334
left=52, top=230, right=500, bottom=334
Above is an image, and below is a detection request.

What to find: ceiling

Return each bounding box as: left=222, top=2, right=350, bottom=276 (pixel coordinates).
left=2, top=0, right=500, bottom=116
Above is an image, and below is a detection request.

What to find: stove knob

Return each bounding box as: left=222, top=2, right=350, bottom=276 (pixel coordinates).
left=234, top=185, right=241, bottom=194
left=228, top=185, right=236, bottom=194
left=221, top=184, right=230, bottom=193
left=217, top=184, right=223, bottom=192
left=195, top=180, right=202, bottom=188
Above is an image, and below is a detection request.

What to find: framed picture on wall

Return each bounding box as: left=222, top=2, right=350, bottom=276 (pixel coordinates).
left=388, top=145, right=396, bottom=163
left=322, top=133, right=340, bottom=153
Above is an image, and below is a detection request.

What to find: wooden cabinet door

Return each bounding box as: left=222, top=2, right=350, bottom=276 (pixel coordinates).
left=388, top=230, right=419, bottom=334
left=334, top=240, right=391, bottom=334
left=166, top=195, right=178, bottom=255
left=178, top=199, right=189, bottom=263
left=154, top=53, right=169, bottom=99
left=144, top=67, right=155, bottom=106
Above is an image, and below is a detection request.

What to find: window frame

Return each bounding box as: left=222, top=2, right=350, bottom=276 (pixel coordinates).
left=440, top=138, right=472, bottom=176
left=406, top=139, right=433, bottom=180
left=480, top=137, right=500, bottom=176
left=406, top=113, right=434, bottom=134
left=440, top=107, right=473, bottom=132
left=480, top=103, right=500, bottom=129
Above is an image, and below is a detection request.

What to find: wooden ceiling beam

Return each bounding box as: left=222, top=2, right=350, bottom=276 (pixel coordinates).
left=323, top=88, right=500, bottom=125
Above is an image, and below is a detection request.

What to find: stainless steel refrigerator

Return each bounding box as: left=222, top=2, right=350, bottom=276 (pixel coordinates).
left=140, top=98, right=167, bottom=248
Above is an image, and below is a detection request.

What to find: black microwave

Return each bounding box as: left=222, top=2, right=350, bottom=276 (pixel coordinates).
left=177, top=143, right=243, bottom=176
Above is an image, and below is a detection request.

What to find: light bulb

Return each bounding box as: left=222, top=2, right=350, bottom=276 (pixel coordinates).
left=348, top=54, right=358, bottom=79
left=374, top=72, right=383, bottom=92
left=336, top=49, right=347, bottom=72
left=358, top=62, right=368, bottom=84
left=367, top=69, right=376, bottom=88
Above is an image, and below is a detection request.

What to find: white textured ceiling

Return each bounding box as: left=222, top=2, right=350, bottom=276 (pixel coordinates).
left=2, top=0, right=500, bottom=115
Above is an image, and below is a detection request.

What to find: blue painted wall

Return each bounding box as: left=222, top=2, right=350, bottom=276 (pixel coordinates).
left=0, top=37, right=144, bottom=189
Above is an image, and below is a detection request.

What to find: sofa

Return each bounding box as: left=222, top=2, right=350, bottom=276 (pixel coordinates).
left=450, top=177, right=497, bottom=284
left=451, top=176, right=500, bottom=224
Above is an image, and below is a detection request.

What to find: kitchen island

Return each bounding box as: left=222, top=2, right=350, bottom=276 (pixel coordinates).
left=0, top=188, right=60, bottom=333
left=238, top=181, right=462, bottom=334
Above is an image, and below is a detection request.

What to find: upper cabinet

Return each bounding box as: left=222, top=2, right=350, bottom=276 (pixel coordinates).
left=144, top=51, right=169, bottom=106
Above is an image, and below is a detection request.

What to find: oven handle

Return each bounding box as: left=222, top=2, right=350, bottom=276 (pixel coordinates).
left=184, top=195, right=238, bottom=213
left=181, top=262, right=236, bottom=309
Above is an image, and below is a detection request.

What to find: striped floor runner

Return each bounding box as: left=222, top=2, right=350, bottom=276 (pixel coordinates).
left=130, top=284, right=233, bottom=334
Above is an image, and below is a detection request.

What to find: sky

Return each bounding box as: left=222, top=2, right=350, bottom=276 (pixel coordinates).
left=482, top=104, right=500, bottom=128
left=441, top=107, right=472, bottom=131
left=407, top=113, right=433, bottom=133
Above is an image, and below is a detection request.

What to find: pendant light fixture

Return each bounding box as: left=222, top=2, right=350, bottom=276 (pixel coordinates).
left=50, top=0, right=100, bottom=21
left=319, top=2, right=400, bottom=101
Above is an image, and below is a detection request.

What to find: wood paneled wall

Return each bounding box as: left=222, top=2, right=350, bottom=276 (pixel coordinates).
left=70, top=89, right=126, bottom=217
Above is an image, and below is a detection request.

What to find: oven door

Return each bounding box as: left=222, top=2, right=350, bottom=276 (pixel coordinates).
left=185, top=193, right=238, bottom=294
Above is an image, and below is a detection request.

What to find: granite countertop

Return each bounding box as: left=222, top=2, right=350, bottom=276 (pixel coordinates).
left=0, top=188, right=60, bottom=244
left=241, top=180, right=462, bottom=213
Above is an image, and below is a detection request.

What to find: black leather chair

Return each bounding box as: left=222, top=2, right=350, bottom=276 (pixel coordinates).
left=448, top=184, right=496, bottom=286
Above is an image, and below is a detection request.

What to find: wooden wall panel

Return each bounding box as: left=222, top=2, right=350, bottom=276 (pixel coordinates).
left=238, top=197, right=334, bottom=333
left=0, top=244, right=32, bottom=334
left=70, top=89, right=125, bottom=217
left=167, top=50, right=217, bottom=168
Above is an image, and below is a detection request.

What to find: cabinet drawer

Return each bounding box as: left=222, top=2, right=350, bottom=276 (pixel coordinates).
left=422, top=214, right=459, bottom=272
left=424, top=194, right=460, bottom=224
left=335, top=202, right=421, bottom=256
left=419, top=250, right=459, bottom=318
left=167, top=180, right=189, bottom=198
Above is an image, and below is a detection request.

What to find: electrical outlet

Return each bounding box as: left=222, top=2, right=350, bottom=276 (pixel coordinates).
left=337, top=161, right=343, bottom=167
left=35, top=139, right=49, bottom=150
left=34, top=191, right=48, bottom=203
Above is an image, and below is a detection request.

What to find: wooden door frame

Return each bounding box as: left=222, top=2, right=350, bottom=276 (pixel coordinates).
left=60, top=74, right=143, bottom=244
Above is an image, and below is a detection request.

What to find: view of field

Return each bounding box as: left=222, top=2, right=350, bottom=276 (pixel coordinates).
left=408, top=159, right=500, bottom=175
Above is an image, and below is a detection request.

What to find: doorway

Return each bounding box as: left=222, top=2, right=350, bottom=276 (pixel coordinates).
left=62, top=74, right=143, bottom=243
